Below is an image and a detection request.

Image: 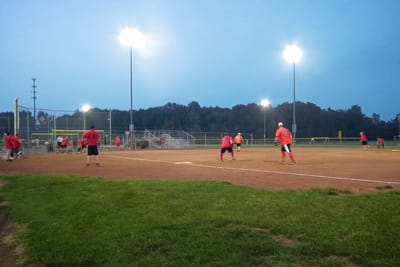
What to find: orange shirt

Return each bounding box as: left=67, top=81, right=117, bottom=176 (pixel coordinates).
left=275, top=127, right=292, bottom=145
left=234, top=135, right=243, bottom=144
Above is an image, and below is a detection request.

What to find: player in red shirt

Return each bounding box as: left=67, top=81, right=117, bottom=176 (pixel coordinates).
left=78, top=138, right=87, bottom=153
left=83, top=125, right=101, bottom=166
left=4, top=132, right=14, bottom=161
left=219, top=135, right=235, bottom=162
left=13, top=134, right=23, bottom=159
left=274, top=122, right=296, bottom=165
left=360, top=131, right=369, bottom=150
left=376, top=137, right=384, bottom=149
left=115, top=135, right=121, bottom=149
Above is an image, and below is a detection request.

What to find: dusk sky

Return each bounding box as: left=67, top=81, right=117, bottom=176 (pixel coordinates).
left=1, top=0, right=399, bottom=121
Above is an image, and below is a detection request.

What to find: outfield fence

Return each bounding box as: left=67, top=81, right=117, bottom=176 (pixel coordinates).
left=1, top=101, right=399, bottom=153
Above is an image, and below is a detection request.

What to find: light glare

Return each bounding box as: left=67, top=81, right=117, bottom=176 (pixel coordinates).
left=283, top=44, right=303, bottom=63
left=261, top=99, right=270, bottom=107
left=119, top=27, right=147, bottom=52
left=81, top=104, right=91, bottom=112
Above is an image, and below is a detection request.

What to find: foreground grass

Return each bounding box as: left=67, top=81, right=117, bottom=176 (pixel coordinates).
left=0, top=175, right=399, bottom=267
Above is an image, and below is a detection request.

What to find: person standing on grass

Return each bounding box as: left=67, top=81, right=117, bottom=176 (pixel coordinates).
left=360, top=131, right=369, bottom=150
left=234, top=132, right=244, bottom=152
left=83, top=125, right=101, bottom=166
left=219, top=134, right=235, bottom=162
left=274, top=122, right=296, bottom=165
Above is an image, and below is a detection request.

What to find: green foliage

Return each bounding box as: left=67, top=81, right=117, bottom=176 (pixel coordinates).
left=1, top=175, right=400, bottom=266
left=3, top=101, right=399, bottom=138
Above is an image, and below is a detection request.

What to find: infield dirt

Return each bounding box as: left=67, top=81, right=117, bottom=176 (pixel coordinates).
left=1, top=147, right=399, bottom=194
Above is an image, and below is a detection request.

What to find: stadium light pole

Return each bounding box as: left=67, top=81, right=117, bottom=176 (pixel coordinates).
left=81, top=104, right=91, bottom=131
left=108, top=110, right=112, bottom=148
left=283, top=44, right=302, bottom=144
left=261, top=99, right=270, bottom=145
left=119, top=27, right=146, bottom=149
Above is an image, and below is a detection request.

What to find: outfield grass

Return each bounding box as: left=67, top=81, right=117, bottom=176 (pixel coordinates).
left=1, top=174, right=399, bottom=267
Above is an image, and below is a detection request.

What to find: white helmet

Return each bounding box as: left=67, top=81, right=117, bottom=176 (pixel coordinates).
left=278, top=122, right=283, bottom=127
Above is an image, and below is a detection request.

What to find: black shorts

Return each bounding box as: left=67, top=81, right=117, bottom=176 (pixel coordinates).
left=87, top=145, right=99, bottom=156
left=281, top=144, right=292, bottom=153
left=361, top=141, right=368, bottom=145
left=221, top=147, right=233, bottom=153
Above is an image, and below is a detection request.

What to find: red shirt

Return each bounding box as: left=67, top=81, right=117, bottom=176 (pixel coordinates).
left=80, top=139, right=87, bottom=147
left=61, top=137, right=69, bottom=146
left=275, top=127, right=292, bottom=145
left=221, top=136, right=233, bottom=148
left=5, top=135, right=14, bottom=149
left=13, top=136, right=21, bottom=149
left=360, top=133, right=368, bottom=142
left=83, top=129, right=101, bottom=146
left=115, top=136, right=121, bottom=146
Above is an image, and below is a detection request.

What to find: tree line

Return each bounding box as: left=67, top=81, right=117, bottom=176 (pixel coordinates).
left=1, top=101, right=399, bottom=140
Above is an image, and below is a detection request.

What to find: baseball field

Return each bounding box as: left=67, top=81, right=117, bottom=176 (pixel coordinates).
left=1, top=146, right=399, bottom=193
left=1, top=146, right=400, bottom=266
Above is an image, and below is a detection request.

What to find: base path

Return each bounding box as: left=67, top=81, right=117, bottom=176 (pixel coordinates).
left=1, top=147, right=399, bottom=193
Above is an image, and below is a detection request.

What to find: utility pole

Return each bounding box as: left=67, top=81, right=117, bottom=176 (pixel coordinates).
left=32, top=78, right=37, bottom=127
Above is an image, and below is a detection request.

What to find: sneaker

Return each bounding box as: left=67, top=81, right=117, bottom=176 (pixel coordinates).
left=95, top=163, right=100, bottom=166
left=289, top=161, right=296, bottom=165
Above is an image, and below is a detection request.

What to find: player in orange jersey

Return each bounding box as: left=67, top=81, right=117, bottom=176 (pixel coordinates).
left=234, top=133, right=244, bottom=152
left=274, top=122, right=296, bottom=165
